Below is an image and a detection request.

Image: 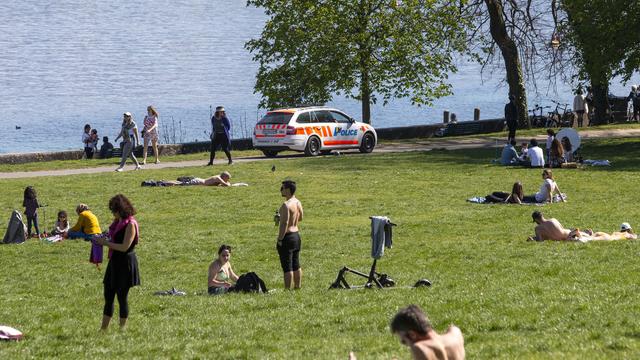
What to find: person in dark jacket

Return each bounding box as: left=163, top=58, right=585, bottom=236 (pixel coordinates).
left=505, top=95, right=518, bottom=142
left=207, top=106, right=233, bottom=165
left=627, top=85, right=640, bottom=122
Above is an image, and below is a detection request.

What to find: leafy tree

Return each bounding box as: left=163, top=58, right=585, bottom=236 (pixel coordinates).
left=559, top=0, right=640, bottom=124
left=245, top=0, right=469, bottom=124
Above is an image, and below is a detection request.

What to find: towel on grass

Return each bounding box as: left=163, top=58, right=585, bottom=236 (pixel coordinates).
left=467, top=194, right=566, bottom=204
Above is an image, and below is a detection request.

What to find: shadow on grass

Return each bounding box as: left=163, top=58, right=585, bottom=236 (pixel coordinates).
left=578, top=138, right=640, bottom=172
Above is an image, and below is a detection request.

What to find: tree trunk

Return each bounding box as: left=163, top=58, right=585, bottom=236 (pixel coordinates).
left=357, top=0, right=371, bottom=124
left=485, top=0, right=530, bottom=129
left=590, top=82, right=609, bottom=125
left=361, top=69, right=371, bottom=124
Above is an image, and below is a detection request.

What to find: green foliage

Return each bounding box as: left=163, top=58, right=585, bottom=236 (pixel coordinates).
left=2, top=138, right=640, bottom=358
left=245, top=0, right=469, bottom=123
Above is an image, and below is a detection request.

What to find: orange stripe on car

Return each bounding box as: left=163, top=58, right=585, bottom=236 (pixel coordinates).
left=324, top=140, right=359, bottom=145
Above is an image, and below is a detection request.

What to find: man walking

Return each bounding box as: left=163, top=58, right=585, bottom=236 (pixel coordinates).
left=505, top=95, right=518, bottom=142
left=277, top=180, right=303, bottom=289
left=207, top=106, right=233, bottom=166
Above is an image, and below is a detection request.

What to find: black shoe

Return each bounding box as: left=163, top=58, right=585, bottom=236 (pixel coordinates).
left=228, top=160, right=233, bottom=165
left=206, top=162, right=213, bottom=166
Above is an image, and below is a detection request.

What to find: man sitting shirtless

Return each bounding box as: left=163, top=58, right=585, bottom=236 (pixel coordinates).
left=162, top=171, right=232, bottom=187
left=528, top=211, right=637, bottom=242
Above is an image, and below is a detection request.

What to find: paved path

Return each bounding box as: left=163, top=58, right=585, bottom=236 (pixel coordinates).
left=2, top=128, right=639, bottom=179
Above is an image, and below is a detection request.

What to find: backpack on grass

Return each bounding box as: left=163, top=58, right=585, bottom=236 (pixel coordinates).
left=233, top=272, right=268, bottom=293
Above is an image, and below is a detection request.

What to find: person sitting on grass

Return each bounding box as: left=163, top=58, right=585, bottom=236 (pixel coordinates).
left=548, top=138, right=566, bottom=168
left=162, top=171, right=232, bottom=187
left=51, top=210, right=70, bottom=236
left=500, top=139, right=520, bottom=166
left=485, top=182, right=524, bottom=204
left=522, top=169, right=565, bottom=203
left=527, top=139, right=545, bottom=168
left=67, top=204, right=102, bottom=240
left=208, top=244, right=239, bottom=295
left=390, top=304, right=465, bottom=360
left=99, top=136, right=114, bottom=159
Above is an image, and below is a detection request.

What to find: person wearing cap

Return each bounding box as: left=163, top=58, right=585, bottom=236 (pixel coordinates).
left=505, top=94, right=518, bottom=141
left=581, top=223, right=638, bottom=241
left=207, top=106, right=232, bottom=166
left=161, top=171, right=232, bottom=186
left=114, top=112, right=141, bottom=172
left=627, top=85, right=640, bottom=122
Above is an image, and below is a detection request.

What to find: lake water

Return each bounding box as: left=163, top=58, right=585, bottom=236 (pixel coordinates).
left=0, top=0, right=637, bottom=154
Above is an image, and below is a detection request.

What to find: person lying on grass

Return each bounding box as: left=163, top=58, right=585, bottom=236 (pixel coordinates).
left=484, top=181, right=524, bottom=204
left=208, top=244, right=239, bottom=295
left=528, top=211, right=636, bottom=242
left=162, top=171, right=232, bottom=187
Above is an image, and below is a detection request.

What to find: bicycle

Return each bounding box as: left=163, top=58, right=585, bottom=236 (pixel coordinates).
left=528, top=104, right=550, bottom=128
left=547, top=100, right=573, bottom=128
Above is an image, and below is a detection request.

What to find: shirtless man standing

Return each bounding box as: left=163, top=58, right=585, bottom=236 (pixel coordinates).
left=277, top=180, right=304, bottom=289
left=528, top=211, right=589, bottom=242
left=390, top=305, right=465, bottom=360
left=162, top=171, right=232, bottom=186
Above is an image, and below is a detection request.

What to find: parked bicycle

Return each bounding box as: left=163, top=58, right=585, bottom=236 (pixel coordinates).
left=528, top=104, right=550, bottom=128
left=547, top=100, right=573, bottom=128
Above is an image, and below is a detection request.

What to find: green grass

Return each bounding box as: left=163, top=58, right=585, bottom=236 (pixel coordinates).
left=1, top=137, right=640, bottom=359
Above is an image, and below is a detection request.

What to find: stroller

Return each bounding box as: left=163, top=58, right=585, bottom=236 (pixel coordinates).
left=329, top=216, right=431, bottom=289
left=2, top=210, right=27, bottom=244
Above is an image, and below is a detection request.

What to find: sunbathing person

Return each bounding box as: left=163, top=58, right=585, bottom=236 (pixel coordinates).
left=162, top=171, right=232, bottom=187
left=528, top=211, right=587, bottom=242
left=208, top=244, right=239, bottom=295
left=574, top=222, right=637, bottom=241
left=484, top=182, right=524, bottom=204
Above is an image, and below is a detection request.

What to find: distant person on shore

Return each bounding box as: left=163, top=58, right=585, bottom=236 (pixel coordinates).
left=161, top=171, right=232, bottom=187
left=23, top=186, right=41, bottom=238
left=585, top=86, right=594, bottom=116
left=573, top=88, right=589, bottom=127
left=484, top=181, right=524, bottom=204
left=114, top=112, right=141, bottom=172
left=82, top=124, right=94, bottom=159
left=545, top=129, right=555, bottom=163
left=527, top=139, right=545, bottom=168
left=99, top=136, right=114, bottom=159
left=90, top=129, right=99, bottom=158
left=51, top=210, right=70, bottom=236
left=142, top=105, right=160, bottom=165
left=94, top=194, right=141, bottom=331
left=500, top=139, right=520, bottom=166
left=549, top=138, right=566, bottom=168
left=207, top=244, right=239, bottom=295
left=505, top=94, right=518, bottom=142
left=627, top=85, right=640, bottom=122
left=68, top=203, right=102, bottom=240
left=450, top=113, right=458, bottom=123
left=207, top=106, right=233, bottom=166
left=277, top=180, right=303, bottom=289
left=523, top=169, right=565, bottom=203
left=390, top=304, right=465, bottom=360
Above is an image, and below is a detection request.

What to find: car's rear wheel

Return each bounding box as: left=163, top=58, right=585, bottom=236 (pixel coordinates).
left=359, top=132, right=375, bottom=153
left=304, top=136, right=321, bottom=156
left=262, top=150, right=278, bottom=158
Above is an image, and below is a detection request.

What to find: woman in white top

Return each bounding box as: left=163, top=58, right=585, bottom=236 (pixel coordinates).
left=524, top=169, right=565, bottom=203
left=142, top=105, right=160, bottom=165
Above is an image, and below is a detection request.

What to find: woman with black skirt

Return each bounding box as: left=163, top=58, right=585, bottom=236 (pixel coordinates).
left=95, top=194, right=140, bottom=330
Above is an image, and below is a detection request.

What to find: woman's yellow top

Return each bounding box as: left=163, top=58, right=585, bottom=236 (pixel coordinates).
left=70, top=210, right=101, bottom=235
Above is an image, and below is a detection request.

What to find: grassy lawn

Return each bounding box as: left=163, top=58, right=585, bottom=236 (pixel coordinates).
left=1, top=137, right=639, bottom=359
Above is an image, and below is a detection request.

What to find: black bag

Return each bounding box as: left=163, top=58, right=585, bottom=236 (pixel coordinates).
left=233, top=272, right=268, bottom=293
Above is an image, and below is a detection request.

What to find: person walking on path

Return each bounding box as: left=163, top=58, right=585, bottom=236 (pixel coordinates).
left=627, top=85, right=640, bottom=122
left=277, top=180, right=303, bottom=289
left=94, top=194, right=141, bottom=331
left=573, top=88, right=589, bottom=127
left=207, top=106, right=233, bottom=166
left=142, top=105, right=160, bottom=165
left=505, top=95, right=518, bottom=142
left=114, top=112, right=141, bottom=172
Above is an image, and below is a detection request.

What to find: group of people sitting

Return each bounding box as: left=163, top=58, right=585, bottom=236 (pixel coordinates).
left=528, top=210, right=636, bottom=242
left=484, top=169, right=565, bottom=204
left=501, top=130, right=574, bottom=168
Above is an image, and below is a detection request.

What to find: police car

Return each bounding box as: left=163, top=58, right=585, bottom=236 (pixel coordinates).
left=252, top=107, right=377, bottom=157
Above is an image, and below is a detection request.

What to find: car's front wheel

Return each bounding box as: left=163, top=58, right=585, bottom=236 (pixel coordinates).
left=359, top=132, right=376, bottom=153
left=304, top=136, right=321, bottom=156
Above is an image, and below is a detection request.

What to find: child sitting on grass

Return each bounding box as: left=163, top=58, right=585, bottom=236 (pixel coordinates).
left=52, top=210, right=70, bottom=236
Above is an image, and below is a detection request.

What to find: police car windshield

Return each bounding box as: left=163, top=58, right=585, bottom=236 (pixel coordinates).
left=258, top=112, right=293, bottom=124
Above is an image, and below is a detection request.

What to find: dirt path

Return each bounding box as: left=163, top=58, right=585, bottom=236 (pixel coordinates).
left=2, top=128, right=639, bottom=179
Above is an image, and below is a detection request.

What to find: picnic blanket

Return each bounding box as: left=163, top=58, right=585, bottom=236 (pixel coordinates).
left=583, top=159, right=611, bottom=166
left=467, top=193, right=567, bottom=204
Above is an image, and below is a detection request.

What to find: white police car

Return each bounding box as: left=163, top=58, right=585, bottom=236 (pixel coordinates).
left=252, top=107, right=377, bottom=157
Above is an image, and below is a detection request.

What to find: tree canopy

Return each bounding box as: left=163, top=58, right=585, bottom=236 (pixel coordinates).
left=245, top=0, right=469, bottom=124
